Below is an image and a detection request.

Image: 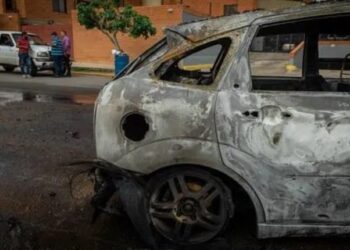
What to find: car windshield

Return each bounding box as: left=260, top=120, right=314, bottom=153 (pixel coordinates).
left=29, top=35, right=46, bottom=45
left=13, top=34, right=46, bottom=45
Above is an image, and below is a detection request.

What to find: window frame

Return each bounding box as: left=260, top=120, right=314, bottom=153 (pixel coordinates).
left=247, top=13, right=350, bottom=95
left=52, top=0, right=67, bottom=13
left=0, top=34, right=14, bottom=47
left=5, top=0, right=16, bottom=12
left=154, top=37, right=232, bottom=88
left=224, top=4, right=238, bottom=16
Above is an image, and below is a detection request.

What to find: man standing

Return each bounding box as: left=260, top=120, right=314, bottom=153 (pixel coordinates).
left=60, top=30, right=72, bottom=77
left=17, top=32, right=31, bottom=78
left=51, top=32, right=64, bottom=77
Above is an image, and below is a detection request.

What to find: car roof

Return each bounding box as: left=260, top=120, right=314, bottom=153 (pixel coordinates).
left=0, top=31, right=36, bottom=36
left=166, top=1, right=350, bottom=43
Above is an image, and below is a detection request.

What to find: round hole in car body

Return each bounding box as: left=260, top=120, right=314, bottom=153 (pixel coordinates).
left=121, top=112, right=150, bottom=142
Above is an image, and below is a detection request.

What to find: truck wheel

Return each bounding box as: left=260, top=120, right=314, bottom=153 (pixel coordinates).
left=3, top=65, right=15, bottom=72
left=146, top=167, right=233, bottom=245
left=30, top=64, right=37, bottom=76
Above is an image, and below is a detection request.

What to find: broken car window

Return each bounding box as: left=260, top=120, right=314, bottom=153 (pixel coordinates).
left=318, top=34, right=350, bottom=91
left=250, top=33, right=304, bottom=78
left=250, top=14, right=350, bottom=92
left=114, top=38, right=168, bottom=79
left=156, top=38, right=231, bottom=86
left=178, top=45, right=222, bottom=72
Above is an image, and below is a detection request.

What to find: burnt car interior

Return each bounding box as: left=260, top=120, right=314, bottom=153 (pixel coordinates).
left=250, top=14, right=350, bottom=92
left=156, top=38, right=231, bottom=86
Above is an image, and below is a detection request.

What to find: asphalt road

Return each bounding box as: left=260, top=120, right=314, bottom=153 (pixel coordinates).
left=0, top=71, right=350, bottom=249
left=0, top=69, right=110, bottom=95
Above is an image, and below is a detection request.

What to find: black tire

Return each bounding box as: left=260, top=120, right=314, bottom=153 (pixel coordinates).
left=146, top=167, right=234, bottom=246
left=30, top=63, right=37, bottom=76
left=3, top=65, right=16, bottom=72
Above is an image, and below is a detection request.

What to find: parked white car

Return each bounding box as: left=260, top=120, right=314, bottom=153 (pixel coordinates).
left=0, top=31, right=53, bottom=75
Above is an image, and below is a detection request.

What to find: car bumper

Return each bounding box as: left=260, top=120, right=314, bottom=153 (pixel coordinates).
left=74, top=159, right=157, bottom=248
left=33, top=58, right=53, bottom=70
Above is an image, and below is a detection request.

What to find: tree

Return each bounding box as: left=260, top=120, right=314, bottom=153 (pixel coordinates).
left=77, top=0, right=157, bottom=52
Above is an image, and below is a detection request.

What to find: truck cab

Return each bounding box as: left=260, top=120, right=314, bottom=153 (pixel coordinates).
left=0, top=31, right=53, bottom=75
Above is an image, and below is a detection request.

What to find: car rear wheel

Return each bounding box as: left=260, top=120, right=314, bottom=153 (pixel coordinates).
left=3, top=65, right=15, bottom=72
left=147, top=167, right=233, bottom=245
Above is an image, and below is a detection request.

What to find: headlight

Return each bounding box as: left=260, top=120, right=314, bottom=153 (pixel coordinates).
left=37, top=52, right=49, bottom=57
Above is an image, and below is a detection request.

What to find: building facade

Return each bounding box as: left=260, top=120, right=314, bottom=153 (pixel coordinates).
left=0, top=0, right=75, bottom=29
left=0, top=0, right=307, bottom=68
left=71, top=0, right=261, bottom=68
left=257, top=0, right=303, bottom=10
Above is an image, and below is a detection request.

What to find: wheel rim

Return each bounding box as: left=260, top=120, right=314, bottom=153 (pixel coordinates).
left=149, top=172, right=228, bottom=244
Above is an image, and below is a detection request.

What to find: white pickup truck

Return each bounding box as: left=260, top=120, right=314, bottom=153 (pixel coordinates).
left=0, top=31, right=53, bottom=75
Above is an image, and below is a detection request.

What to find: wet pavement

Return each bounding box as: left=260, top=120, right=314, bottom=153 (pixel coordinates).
left=0, top=90, right=97, bottom=106
left=0, top=69, right=110, bottom=96
left=0, top=71, right=350, bottom=249
left=0, top=83, right=144, bottom=250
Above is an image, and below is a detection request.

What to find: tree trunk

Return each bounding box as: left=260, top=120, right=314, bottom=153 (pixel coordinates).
left=101, top=30, right=122, bottom=52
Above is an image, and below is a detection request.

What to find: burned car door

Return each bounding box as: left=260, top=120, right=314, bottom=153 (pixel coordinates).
left=216, top=15, right=350, bottom=226
left=95, top=37, right=234, bottom=173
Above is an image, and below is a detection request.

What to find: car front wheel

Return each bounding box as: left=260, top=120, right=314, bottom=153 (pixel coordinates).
left=30, top=62, right=37, bottom=76
left=147, top=167, right=233, bottom=245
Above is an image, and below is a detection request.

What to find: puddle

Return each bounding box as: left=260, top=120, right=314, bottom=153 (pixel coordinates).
left=0, top=91, right=97, bottom=106
left=0, top=92, right=23, bottom=105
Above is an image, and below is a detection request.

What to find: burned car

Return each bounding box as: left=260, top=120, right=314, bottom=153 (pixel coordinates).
left=93, top=2, right=350, bottom=247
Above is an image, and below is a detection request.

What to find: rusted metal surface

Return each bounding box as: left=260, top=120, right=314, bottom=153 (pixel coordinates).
left=94, top=1, right=350, bottom=243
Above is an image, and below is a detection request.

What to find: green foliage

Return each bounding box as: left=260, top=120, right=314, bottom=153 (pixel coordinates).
left=77, top=0, right=156, bottom=51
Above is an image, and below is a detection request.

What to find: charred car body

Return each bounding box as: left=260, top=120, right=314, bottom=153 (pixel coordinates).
left=93, top=2, right=350, bottom=247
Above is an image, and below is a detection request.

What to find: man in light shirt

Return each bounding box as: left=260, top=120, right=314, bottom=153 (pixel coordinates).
left=60, top=30, right=72, bottom=77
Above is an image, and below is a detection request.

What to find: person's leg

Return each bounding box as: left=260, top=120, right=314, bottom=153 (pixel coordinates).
left=58, top=55, right=63, bottom=76
left=63, top=55, right=67, bottom=76
left=19, top=54, right=25, bottom=76
left=65, top=54, right=71, bottom=77
left=52, top=56, right=58, bottom=76
left=27, top=55, right=32, bottom=76
left=25, top=54, right=31, bottom=76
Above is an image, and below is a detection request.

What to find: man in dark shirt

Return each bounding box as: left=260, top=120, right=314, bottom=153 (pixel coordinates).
left=51, top=32, right=64, bottom=77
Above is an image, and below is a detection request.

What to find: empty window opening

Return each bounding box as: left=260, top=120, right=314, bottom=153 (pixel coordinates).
left=318, top=34, right=350, bottom=91
left=249, top=14, right=350, bottom=92
left=156, top=38, right=231, bottom=86
left=53, top=0, right=67, bottom=13
left=5, top=0, right=16, bottom=11
left=250, top=32, right=304, bottom=78
left=224, top=4, right=238, bottom=16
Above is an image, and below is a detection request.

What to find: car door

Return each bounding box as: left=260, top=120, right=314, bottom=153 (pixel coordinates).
left=8, top=33, right=19, bottom=65
left=0, top=32, right=8, bottom=64
left=216, top=15, right=350, bottom=225
left=0, top=33, right=18, bottom=66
